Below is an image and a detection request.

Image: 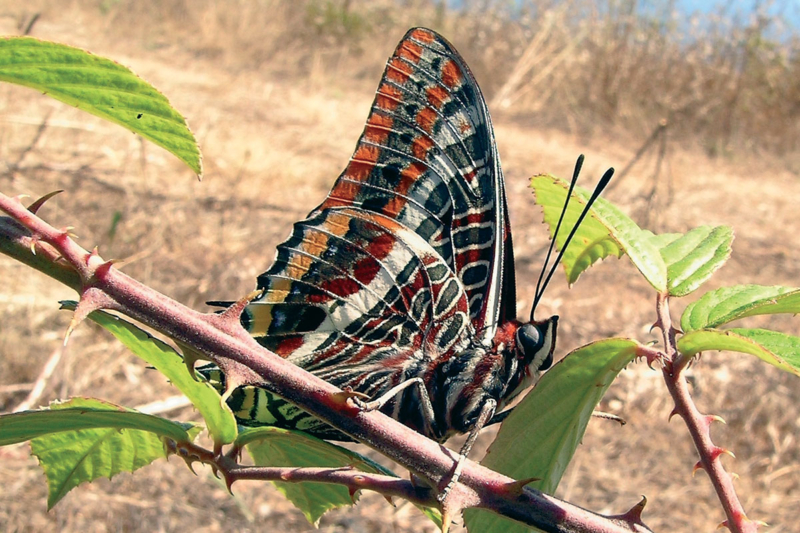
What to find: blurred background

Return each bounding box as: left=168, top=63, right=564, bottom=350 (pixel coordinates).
left=0, top=1, right=799, bottom=531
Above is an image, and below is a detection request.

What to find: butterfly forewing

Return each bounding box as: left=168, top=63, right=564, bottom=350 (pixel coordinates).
left=235, top=28, right=517, bottom=440
left=316, top=28, right=515, bottom=336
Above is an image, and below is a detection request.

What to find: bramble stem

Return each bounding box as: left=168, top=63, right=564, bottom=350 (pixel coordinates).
left=165, top=439, right=435, bottom=507
left=0, top=192, right=650, bottom=533
left=655, top=292, right=758, bottom=533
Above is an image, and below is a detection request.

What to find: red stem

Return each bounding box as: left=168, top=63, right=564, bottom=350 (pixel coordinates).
left=655, top=292, right=758, bottom=533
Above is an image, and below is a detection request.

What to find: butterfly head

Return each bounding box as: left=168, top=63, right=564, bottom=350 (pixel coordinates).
left=491, top=315, right=558, bottom=408
left=515, top=315, right=558, bottom=374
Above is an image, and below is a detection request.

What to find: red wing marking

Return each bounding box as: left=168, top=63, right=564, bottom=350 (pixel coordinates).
left=275, top=336, right=304, bottom=358
left=363, top=231, right=395, bottom=260
left=386, top=57, right=413, bottom=84
left=426, top=85, right=450, bottom=109
left=411, top=135, right=435, bottom=159
left=441, top=59, right=463, bottom=88
left=415, top=107, right=439, bottom=133
left=376, top=83, right=403, bottom=111
left=398, top=40, right=423, bottom=63
left=410, top=28, right=436, bottom=43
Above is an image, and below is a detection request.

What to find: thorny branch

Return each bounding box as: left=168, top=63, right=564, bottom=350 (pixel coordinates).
left=0, top=191, right=651, bottom=533
left=654, top=292, right=761, bottom=533
left=165, top=438, right=436, bottom=507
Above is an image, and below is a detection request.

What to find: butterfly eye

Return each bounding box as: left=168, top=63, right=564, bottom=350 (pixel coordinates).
left=516, top=323, right=542, bottom=355
left=516, top=317, right=558, bottom=371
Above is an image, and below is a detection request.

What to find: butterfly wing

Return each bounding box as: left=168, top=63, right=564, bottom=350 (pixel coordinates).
left=316, top=27, right=516, bottom=336
left=238, top=28, right=515, bottom=438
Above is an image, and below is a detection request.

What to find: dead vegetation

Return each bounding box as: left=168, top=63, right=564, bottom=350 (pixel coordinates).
left=0, top=1, right=799, bottom=531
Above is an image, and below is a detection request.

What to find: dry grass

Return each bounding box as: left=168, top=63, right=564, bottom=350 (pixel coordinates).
left=16, top=0, right=798, bottom=159
left=1, top=1, right=799, bottom=532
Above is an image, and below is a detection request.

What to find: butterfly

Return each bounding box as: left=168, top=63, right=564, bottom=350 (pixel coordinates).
left=207, top=27, right=608, bottom=449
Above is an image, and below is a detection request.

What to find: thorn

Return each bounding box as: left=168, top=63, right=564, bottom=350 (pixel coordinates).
left=649, top=320, right=659, bottom=333
left=94, top=259, right=117, bottom=279
left=730, top=472, right=740, bottom=481
left=29, top=237, right=38, bottom=256
left=668, top=408, right=680, bottom=422
left=635, top=345, right=665, bottom=369
left=27, top=190, right=63, bottom=214
left=609, top=495, right=647, bottom=525
left=177, top=342, right=211, bottom=380
left=223, top=471, right=235, bottom=494
left=718, top=513, right=768, bottom=530
left=84, top=246, right=102, bottom=268
left=218, top=289, right=264, bottom=324
left=707, top=414, right=726, bottom=425
left=14, top=194, right=31, bottom=203
left=627, top=495, right=647, bottom=522
left=180, top=452, right=199, bottom=475
left=382, top=494, right=395, bottom=507
left=692, top=461, right=704, bottom=476
left=64, top=288, right=117, bottom=345
left=348, top=485, right=359, bottom=502
left=711, top=446, right=736, bottom=461
left=56, top=226, right=77, bottom=241
left=502, top=477, right=541, bottom=496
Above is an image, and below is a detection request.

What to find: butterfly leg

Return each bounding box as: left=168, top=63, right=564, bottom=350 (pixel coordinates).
left=353, top=377, right=437, bottom=426
left=438, top=398, right=497, bottom=502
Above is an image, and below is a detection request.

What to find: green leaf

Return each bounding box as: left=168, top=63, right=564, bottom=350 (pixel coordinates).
left=0, top=37, right=202, bottom=176
left=0, top=397, right=197, bottom=446
left=61, top=302, right=238, bottom=445
left=531, top=175, right=666, bottom=290
left=678, top=328, right=800, bottom=377
left=680, top=285, right=800, bottom=332
left=464, top=338, right=641, bottom=533
left=242, top=426, right=443, bottom=527
left=658, top=226, right=733, bottom=296
left=6, top=398, right=200, bottom=508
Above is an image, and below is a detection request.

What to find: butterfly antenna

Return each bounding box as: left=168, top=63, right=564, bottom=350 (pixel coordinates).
left=530, top=163, right=615, bottom=320
left=532, top=154, right=584, bottom=320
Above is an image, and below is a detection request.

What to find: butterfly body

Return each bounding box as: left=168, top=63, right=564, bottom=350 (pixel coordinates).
left=213, top=27, right=558, bottom=443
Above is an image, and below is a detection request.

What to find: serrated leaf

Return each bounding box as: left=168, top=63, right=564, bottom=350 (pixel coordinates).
left=680, top=285, right=800, bottom=332
left=242, top=426, right=441, bottom=528
left=11, top=398, right=200, bottom=509
left=0, top=37, right=201, bottom=176
left=531, top=175, right=666, bottom=290
left=678, top=328, right=800, bottom=377
left=464, top=338, right=641, bottom=533
left=61, top=302, right=238, bottom=445
left=0, top=398, right=198, bottom=446
left=658, top=226, right=733, bottom=296
left=0, top=397, right=198, bottom=446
